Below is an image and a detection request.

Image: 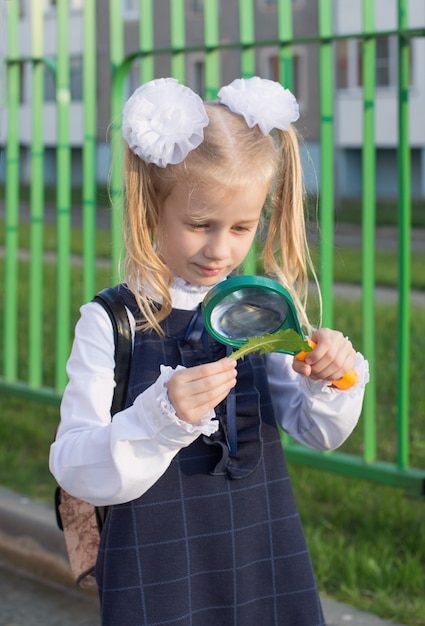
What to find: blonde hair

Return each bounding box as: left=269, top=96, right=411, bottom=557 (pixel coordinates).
left=123, top=102, right=319, bottom=335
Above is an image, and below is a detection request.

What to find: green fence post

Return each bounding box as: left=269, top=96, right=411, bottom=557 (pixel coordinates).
left=3, top=0, right=20, bottom=382
left=239, top=0, right=255, bottom=80
left=277, top=0, right=293, bottom=89
left=204, top=0, right=219, bottom=100
left=109, top=0, right=125, bottom=284
left=28, top=0, right=45, bottom=388
left=139, top=0, right=154, bottom=82
left=82, top=0, right=97, bottom=302
left=397, top=0, right=411, bottom=470
left=170, top=0, right=186, bottom=81
left=361, top=0, right=377, bottom=463
left=239, top=0, right=257, bottom=274
left=55, top=0, right=72, bottom=392
left=318, top=0, right=334, bottom=328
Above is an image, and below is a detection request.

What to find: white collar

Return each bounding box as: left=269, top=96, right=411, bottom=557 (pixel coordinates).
left=169, top=275, right=213, bottom=310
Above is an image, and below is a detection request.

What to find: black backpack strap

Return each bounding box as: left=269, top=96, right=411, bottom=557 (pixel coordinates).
left=55, top=286, right=132, bottom=535
left=91, top=286, right=132, bottom=530
left=92, top=286, right=132, bottom=416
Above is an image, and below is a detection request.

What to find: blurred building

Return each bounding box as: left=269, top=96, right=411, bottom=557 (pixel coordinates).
left=0, top=0, right=424, bottom=199
left=334, top=0, right=425, bottom=199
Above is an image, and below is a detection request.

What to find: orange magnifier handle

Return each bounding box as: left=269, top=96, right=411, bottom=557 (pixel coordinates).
left=295, top=338, right=358, bottom=391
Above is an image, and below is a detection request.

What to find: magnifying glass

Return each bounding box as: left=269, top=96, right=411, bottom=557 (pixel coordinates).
left=202, top=275, right=358, bottom=390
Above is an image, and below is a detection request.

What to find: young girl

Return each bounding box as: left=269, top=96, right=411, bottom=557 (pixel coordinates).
left=50, top=76, right=368, bottom=626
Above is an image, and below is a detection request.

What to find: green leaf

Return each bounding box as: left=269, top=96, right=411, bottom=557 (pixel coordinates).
left=231, top=329, right=312, bottom=360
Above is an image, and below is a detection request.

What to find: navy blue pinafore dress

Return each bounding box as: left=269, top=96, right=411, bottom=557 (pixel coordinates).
left=95, top=286, right=325, bottom=626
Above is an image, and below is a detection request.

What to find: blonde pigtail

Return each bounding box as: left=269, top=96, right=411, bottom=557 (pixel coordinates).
left=263, top=127, right=320, bottom=335
left=123, top=149, right=173, bottom=335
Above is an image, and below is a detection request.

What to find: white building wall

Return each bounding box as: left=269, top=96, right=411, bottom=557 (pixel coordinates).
left=335, top=0, right=425, bottom=148
left=1, top=0, right=423, bottom=195
left=1, top=1, right=84, bottom=152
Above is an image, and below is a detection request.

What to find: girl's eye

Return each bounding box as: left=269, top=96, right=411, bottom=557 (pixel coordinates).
left=232, top=225, right=250, bottom=233
left=188, top=223, right=209, bottom=230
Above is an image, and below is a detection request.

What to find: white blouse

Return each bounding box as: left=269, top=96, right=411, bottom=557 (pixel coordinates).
left=49, top=278, right=369, bottom=507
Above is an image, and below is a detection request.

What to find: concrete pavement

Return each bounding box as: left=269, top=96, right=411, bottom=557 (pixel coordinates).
left=0, top=486, right=408, bottom=626
left=0, top=562, right=100, bottom=626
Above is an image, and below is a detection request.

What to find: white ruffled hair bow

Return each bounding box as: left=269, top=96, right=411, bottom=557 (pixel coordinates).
left=217, top=76, right=299, bottom=135
left=122, top=76, right=299, bottom=167
left=122, top=77, right=209, bottom=168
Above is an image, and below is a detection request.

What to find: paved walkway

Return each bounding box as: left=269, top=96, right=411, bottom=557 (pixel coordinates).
left=0, top=487, right=408, bottom=626
left=306, top=222, right=425, bottom=253
left=0, top=562, right=100, bottom=626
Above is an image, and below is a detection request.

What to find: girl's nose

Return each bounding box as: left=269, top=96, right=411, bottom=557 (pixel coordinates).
left=204, top=232, right=230, bottom=261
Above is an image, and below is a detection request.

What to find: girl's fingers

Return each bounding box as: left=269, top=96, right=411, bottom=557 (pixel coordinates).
left=170, top=379, right=237, bottom=423
left=167, top=358, right=237, bottom=423
left=172, top=358, right=236, bottom=386
left=293, top=329, right=356, bottom=383
left=171, top=361, right=237, bottom=398
left=177, top=379, right=237, bottom=422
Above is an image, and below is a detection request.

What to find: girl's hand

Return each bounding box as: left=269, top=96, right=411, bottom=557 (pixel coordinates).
left=292, top=328, right=356, bottom=383
left=167, top=358, right=237, bottom=424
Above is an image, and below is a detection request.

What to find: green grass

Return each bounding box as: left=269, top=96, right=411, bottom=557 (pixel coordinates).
left=0, top=183, right=111, bottom=208
left=293, top=467, right=425, bottom=625
left=0, top=395, right=59, bottom=502
left=0, top=260, right=112, bottom=383
left=0, top=215, right=114, bottom=258
left=1, top=204, right=425, bottom=624
left=308, top=245, right=425, bottom=291
left=335, top=197, right=425, bottom=227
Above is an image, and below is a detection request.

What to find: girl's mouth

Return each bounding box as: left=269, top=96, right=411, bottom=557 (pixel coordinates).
left=195, top=264, right=225, bottom=277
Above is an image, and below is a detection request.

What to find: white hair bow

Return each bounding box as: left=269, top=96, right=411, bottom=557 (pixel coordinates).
left=218, top=76, right=299, bottom=135
left=122, top=76, right=299, bottom=166
left=122, top=77, right=209, bottom=168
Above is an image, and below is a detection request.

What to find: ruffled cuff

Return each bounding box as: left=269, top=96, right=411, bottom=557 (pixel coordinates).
left=157, top=365, right=218, bottom=435
left=300, top=352, right=369, bottom=396
left=133, top=365, right=219, bottom=441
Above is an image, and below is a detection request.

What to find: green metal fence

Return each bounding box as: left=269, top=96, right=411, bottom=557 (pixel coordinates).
left=1, top=0, right=424, bottom=495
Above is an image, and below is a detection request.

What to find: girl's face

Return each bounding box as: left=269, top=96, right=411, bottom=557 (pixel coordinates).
left=157, top=181, right=269, bottom=286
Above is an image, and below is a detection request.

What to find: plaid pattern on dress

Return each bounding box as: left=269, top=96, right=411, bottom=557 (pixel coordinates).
left=95, top=286, right=325, bottom=626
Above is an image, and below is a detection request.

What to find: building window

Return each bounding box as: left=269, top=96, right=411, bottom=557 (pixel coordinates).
left=376, top=37, right=396, bottom=88
left=19, top=62, right=27, bottom=103
left=192, top=60, right=205, bottom=97
left=259, top=0, right=304, bottom=8
left=123, top=0, right=139, bottom=19
left=45, top=0, right=83, bottom=11
left=337, top=36, right=411, bottom=90
left=125, top=62, right=142, bottom=101
left=43, top=56, right=83, bottom=102
left=191, top=0, right=204, bottom=14
left=265, top=50, right=304, bottom=103
left=69, top=57, right=83, bottom=101
left=336, top=39, right=361, bottom=90
left=44, top=64, right=56, bottom=102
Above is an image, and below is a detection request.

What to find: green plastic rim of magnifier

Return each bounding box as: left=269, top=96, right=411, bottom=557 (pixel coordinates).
left=202, top=275, right=303, bottom=348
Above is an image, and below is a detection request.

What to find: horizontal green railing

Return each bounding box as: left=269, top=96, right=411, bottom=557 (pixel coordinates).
left=1, top=0, right=424, bottom=495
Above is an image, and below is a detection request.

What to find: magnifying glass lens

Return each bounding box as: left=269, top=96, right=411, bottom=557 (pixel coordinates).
left=210, top=288, right=288, bottom=340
